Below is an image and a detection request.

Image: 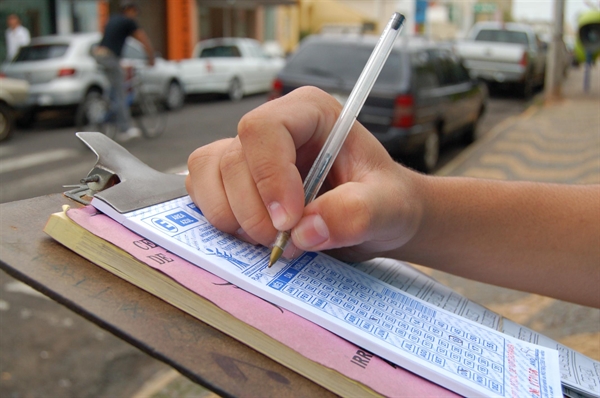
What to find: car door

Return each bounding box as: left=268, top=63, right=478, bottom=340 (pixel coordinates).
left=430, top=49, right=473, bottom=135
left=448, top=53, right=482, bottom=129
left=411, top=50, right=442, bottom=136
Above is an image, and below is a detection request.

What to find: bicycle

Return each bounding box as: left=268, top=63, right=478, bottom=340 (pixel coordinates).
left=76, top=64, right=167, bottom=140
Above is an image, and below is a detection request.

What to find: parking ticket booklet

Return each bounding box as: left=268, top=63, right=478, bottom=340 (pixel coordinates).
left=92, top=195, right=564, bottom=398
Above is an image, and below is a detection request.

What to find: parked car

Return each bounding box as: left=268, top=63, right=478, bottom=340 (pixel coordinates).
left=0, top=77, right=29, bottom=141
left=179, top=37, right=285, bottom=101
left=454, top=22, right=547, bottom=98
left=269, top=35, right=487, bottom=172
left=0, top=33, right=185, bottom=126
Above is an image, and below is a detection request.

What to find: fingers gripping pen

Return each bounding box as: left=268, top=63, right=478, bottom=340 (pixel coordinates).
left=268, top=13, right=406, bottom=267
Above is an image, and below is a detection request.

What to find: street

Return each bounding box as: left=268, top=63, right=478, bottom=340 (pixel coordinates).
left=1, top=91, right=532, bottom=397
left=1, top=91, right=528, bottom=203
left=0, top=94, right=266, bottom=204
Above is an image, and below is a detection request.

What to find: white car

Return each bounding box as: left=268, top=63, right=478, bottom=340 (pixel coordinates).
left=454, top=22, right=547, bottom=98
left=1, top=33, right=185, bottom=126
left=0, top=77, right=29, bottom=141
left=179, top=37, right=285, bottom=101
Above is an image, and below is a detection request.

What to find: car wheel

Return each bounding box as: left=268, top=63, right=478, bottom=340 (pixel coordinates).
left=75, top=90, right=114, bottom=138
left=414, top=130, right=440, bottom=173
left=0, top=103, right=15, bottom=142
left=228, top=77, right=243, bottom=102
left=165, top=80, right=184, bottom=110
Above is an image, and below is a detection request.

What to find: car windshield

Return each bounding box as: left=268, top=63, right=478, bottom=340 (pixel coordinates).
left=474, top=29, right=529, bottom=45
left=285, top=41, right=404, bottom=85
left=13, top=44, right=69, bottom=62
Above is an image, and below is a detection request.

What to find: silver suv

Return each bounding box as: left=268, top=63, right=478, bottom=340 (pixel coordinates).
left=1, top=33, right=184, bottom=126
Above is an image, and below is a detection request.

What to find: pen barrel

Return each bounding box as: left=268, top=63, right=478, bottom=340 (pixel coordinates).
left=302, top=13, right=405, bottom=205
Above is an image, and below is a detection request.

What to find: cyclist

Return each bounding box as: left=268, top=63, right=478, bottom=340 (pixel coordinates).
left=93, top=0, right=155, bottom=142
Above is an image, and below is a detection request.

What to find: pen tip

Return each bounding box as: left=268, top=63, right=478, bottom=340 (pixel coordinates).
left=268, top=246, right=283, bottom=268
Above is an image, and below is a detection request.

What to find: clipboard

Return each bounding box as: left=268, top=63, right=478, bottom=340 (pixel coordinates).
left=61, top=134, right=570, bottom=398
left=64, top=132, right=187, bottom=213
left=58, top=132, right=391, bottom=397
left=58, top=133, right=577, bottom=398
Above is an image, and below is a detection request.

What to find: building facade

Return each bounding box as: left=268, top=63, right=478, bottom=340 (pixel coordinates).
left=1, top=0, right=515, bottom=63
left=1, top=0, right=298, bottom=62
left=1, top=0, right=57, bottom=61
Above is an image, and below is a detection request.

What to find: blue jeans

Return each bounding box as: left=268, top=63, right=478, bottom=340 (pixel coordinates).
left=94, top=50, right=132, bottom=133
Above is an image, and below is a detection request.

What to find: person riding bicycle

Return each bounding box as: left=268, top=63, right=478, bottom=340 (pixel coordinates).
left=93, top=0, right=155, bottom=142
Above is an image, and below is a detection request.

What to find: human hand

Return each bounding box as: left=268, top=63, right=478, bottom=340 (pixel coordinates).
left=186, top=87, right=425, bottom=262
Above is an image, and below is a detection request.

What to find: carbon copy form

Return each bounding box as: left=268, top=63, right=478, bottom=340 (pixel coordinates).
left=93, top=195, right=564, bottom=398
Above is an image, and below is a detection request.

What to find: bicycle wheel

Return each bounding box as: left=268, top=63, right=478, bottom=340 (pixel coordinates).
left=75, top=91, right=117, bottom=139
left=135, top=90, right=166, bottom=139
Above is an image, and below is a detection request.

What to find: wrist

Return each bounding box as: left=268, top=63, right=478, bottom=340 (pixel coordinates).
left=383, top=167, right=433, bottom=258
left=374, top=164, right=427, bottom=255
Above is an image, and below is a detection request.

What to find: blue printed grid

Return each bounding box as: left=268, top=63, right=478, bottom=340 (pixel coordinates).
left=268, top=254, right=505, bottom=395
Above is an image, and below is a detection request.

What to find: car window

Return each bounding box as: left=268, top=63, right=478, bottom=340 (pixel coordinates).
left=431, top=50, right=455, bottom=86
left=284, top=41, right=404, bottom=86
left=452, top=61, right=471, bottom=83
left=431, top=49, right=471, bottom=86
left=474, top=29, right=529, bottom=45
left=447, top=52, right=471, bottom=83
left=411, top=51, right=439, bottom=89
left=13, top=44, right=69, bottom=62
left=199, top=45, right=241, bottom=58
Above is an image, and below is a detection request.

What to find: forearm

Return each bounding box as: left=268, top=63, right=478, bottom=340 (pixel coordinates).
left=392, top=175, right=600, bottom=307
left=133, top=29, right=154, bottom=62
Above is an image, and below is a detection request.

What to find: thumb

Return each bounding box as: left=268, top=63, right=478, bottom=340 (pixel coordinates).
left=290, top=167, right=421, bottom=258
left=291, top=182, right=375, bottom=252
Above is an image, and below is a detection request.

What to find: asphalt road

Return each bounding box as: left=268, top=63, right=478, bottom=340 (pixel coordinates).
left=0, top=90, right=530, bottom=397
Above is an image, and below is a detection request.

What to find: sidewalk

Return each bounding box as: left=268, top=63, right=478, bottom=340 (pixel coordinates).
left=438, top=64, right=600, bottom=183
left=137, top=66, right=600, bottom=397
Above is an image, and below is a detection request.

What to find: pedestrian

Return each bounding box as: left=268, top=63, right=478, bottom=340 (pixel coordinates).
left=93, top=0, right=155, bottom=142
left=186, top=86, right=600, bottom=309
left=5, top=14, right=30, bottom=61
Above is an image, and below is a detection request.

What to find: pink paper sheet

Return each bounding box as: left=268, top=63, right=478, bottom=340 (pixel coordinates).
left=68, top=206, right=457, bottom=397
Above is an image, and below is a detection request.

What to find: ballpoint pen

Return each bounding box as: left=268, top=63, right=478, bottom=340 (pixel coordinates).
left=268, top=12, right=405, bottom=267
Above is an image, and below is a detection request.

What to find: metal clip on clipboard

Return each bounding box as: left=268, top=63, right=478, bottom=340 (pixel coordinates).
left=64, top=132, right=187, bottom=213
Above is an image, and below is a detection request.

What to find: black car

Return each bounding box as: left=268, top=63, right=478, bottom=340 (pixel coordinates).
left=269, top=35, right=487, bottom=172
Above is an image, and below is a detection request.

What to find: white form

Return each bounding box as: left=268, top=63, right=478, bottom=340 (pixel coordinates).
left=353, top=258, right=600, bottom=398
left=502, top=322, right=599, bottom=398
left=352, top=259, right=502, bottom=329
left=93, top=195, right=563, bottom=398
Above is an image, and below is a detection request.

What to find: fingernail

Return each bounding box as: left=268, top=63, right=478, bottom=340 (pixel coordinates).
left=293, top=214, right=329, bottom=249
left=282, top=241, right=303, bottom=260
left=268, top=202, right=289, bottom=230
